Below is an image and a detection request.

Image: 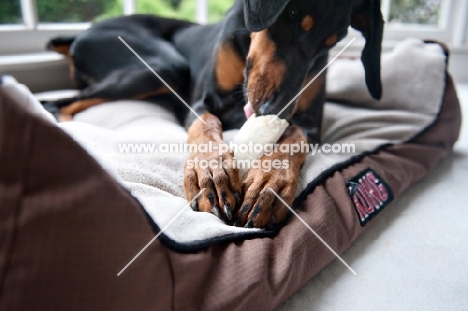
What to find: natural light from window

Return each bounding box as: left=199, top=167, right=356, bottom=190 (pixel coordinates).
left=0, top=0, right=448, bottom=25
left=0, top=0, right=466, bottom=56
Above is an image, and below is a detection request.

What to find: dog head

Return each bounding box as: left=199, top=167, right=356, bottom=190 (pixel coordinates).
left=243, top=0, right=384, bottom=119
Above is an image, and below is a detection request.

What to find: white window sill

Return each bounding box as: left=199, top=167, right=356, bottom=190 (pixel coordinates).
left=0, top=52, right=65, bottom=67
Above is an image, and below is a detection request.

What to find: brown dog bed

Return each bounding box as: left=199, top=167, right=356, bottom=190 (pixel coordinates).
left=0, top=39, right=461, bottom=310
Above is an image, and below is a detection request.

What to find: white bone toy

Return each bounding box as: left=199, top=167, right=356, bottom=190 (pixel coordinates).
left=232, top=114, right=289, bottom=179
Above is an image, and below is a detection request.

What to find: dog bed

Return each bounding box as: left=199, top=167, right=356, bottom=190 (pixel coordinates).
left=0, top=39, right=461, bottom=310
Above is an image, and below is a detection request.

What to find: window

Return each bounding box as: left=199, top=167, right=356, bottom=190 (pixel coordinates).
left=35, top=0, right=114, bottom=23
left=0, top=1, right=23, bottom=24
left=378, top=0, right=455, bottom=43
left=388, top=0, right=441, bottom=25
left=0, top=0, right=235, bottom=54
left=0, top=0, right=466, bottom=55
left=0, top=0, right=235, bottom=26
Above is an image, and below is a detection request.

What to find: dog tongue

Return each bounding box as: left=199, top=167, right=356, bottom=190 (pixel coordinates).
left=244, top=102, right=254, bottom=119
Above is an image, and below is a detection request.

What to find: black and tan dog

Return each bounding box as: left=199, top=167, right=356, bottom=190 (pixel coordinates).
left=47, top=0, right=384, bottom=229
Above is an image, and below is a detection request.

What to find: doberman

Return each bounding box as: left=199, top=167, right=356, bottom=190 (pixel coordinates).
left=47, top=0, right=384, bottom=229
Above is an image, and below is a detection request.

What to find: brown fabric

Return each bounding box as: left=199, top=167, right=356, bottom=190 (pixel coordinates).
left=0, top=73, right=461, bottom=311
left=0, top=85, right=172, bottom=310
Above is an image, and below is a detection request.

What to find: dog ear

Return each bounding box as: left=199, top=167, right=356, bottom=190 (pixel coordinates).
left=351, top=0, right=384, bottom=100
left=243, top=0, right=290, bottom=32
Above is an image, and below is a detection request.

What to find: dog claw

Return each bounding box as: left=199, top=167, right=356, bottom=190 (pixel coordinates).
left=234, top=192, right=242, bottom=207
left=208, top=192, right=215, bottom=205
left=239, top=205, right=249, bottom=217
left=191, top=200, right=199, bottom=211
left=223, top=205, right=233, bottom=221
left=252, top=205, right=261, bottom=218
left=244, top=220, right=254, bottom=228
left=211, top=207, right=221, bottom=218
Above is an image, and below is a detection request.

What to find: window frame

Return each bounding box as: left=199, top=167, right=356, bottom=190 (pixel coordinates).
left=0, top=0, right=467, bottom=55
left=381, top=0, right=454, bottom=43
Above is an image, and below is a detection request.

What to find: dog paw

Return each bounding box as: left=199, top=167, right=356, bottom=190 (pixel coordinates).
left=235, top=126, right=308, bottom=229
left=184, top=141, right=242, bottom=224
left=236, top=161, right=298, bottom=229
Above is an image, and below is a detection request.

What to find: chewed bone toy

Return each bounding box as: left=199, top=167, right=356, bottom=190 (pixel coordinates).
left=232, top=114, right=289, bottom=179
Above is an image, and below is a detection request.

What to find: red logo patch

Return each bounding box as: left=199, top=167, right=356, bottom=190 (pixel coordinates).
left=347, top=169, right=394, bottom=226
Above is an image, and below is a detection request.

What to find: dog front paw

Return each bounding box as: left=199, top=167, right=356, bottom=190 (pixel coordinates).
left=235, top=125, right=308, bottom=229
left=236, top=162, right=298, bottom=229
left=184, top=141, right=242, bottom=223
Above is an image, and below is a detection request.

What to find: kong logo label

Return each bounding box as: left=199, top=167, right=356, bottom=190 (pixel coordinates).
left=347, top=169, right=394, bottom=226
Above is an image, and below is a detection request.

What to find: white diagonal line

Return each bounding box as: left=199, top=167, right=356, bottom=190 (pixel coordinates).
left=117, top=189, right=206, bottom=276
left=118, top=36, right=207, bottom=125
left=269, top=37, right=357, bottom=124
left=269, top=188, right=357, bottom=276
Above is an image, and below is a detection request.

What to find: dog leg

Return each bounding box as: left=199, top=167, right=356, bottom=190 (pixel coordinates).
left=184, top=112, right=242, bottom=223
left=237, top=125, right=308, bottom=228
